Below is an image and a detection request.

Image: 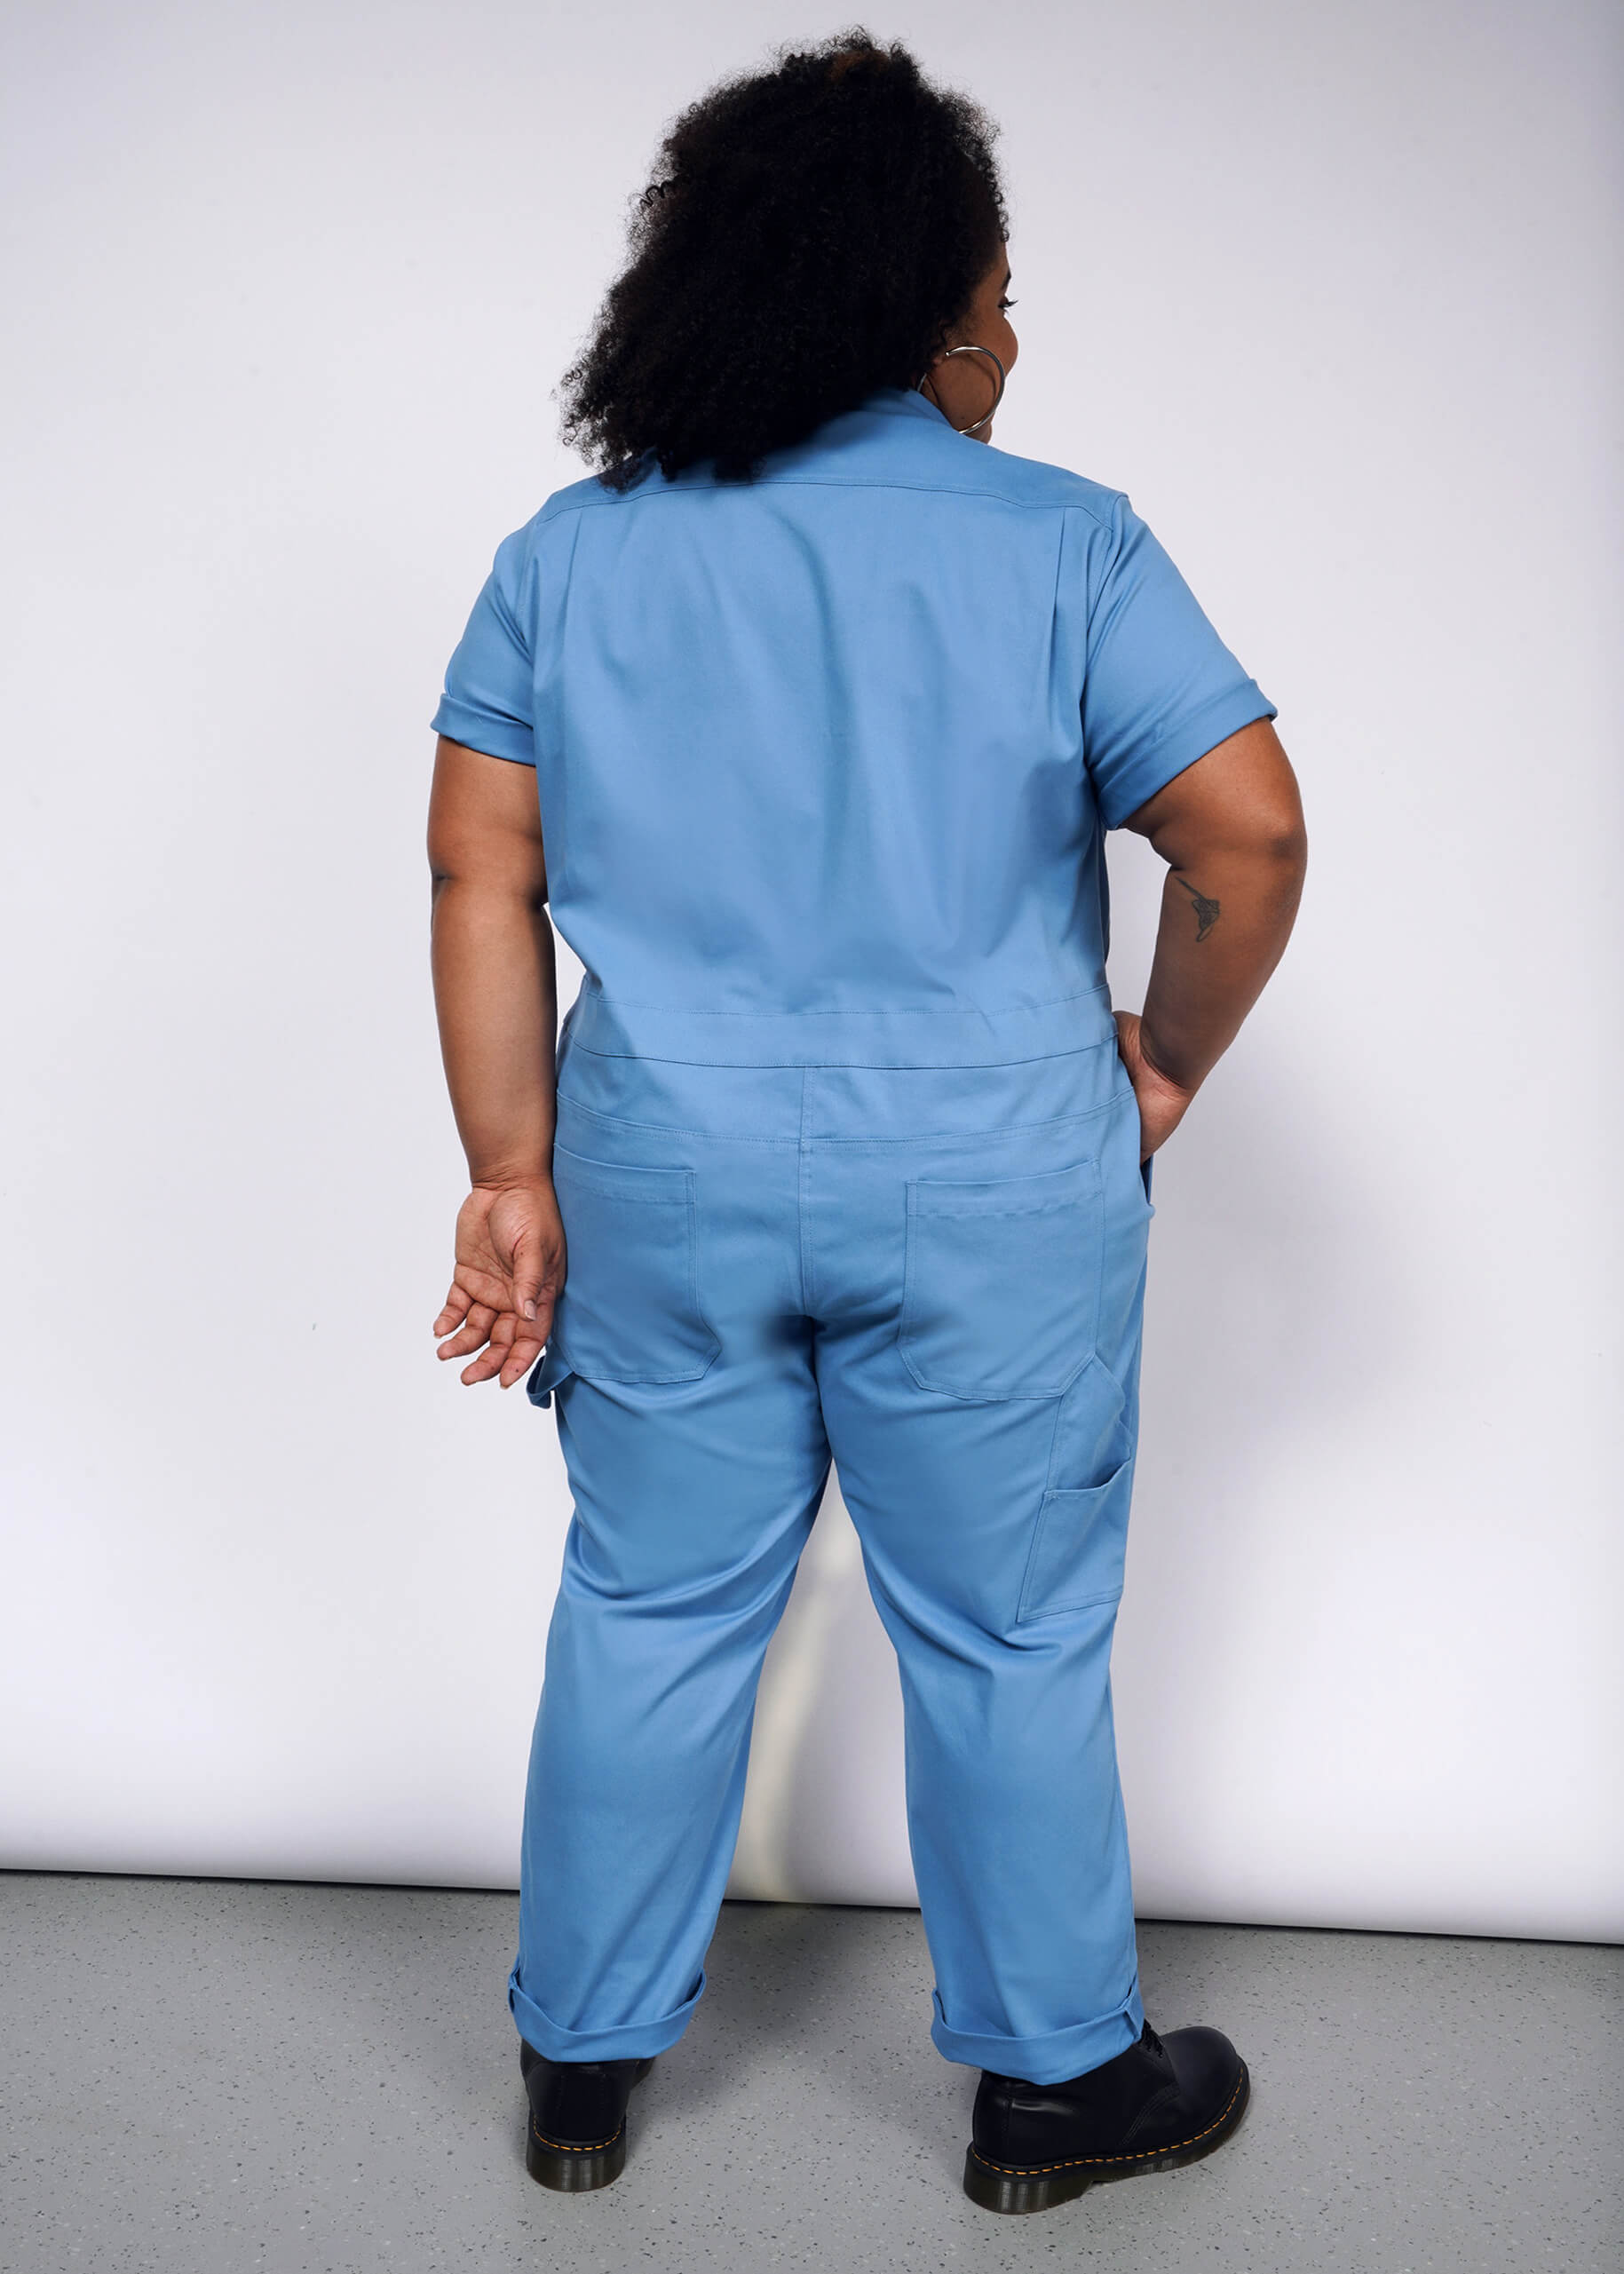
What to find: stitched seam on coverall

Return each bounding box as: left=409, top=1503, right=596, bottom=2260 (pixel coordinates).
left=536, top=479, right=1118, bottom=527
left=555, top=1092, right=1121, bottom=1148
left=798, top=1066, right=813, bottom=1313
left=566, top=984, right=1113, bottom=1018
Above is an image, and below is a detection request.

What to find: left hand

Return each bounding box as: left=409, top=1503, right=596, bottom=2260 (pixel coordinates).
left=432, top=1177, right=565, bottom=1388
left=1113, top=1010, right=1198, bottom=1163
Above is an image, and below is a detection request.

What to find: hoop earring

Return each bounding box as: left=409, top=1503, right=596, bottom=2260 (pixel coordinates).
left=918, top=343, right=1006, bottom=435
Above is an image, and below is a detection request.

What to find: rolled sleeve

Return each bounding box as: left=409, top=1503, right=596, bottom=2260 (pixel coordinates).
left=430, top=524, right=537, bottom=765
left=1080, top=496, right=1276, bottom=829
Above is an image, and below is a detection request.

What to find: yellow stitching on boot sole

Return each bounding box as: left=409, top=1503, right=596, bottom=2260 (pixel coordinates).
left=531, top=2118, right=625, bottom=2152
left=969, top=2068, right=1245, bottom=2175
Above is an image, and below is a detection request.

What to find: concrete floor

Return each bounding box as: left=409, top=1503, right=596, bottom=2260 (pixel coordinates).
left=1, top=1874, right=1618, bottom=2274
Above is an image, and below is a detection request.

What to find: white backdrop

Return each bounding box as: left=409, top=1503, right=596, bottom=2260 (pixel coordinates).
left=2, top=0, right=1618, bottom=1941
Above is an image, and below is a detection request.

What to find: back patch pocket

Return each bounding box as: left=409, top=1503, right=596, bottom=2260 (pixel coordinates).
left=899, top=1159, right=1104, bottom=1400
left=550, top=1145, right=719, bottom=1385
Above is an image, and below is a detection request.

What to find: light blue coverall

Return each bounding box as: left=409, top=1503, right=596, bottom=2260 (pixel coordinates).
left=432, top=385, right=1276, bottom=2088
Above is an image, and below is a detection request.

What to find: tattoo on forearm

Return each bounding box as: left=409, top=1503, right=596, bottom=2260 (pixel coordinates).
left=1176, top=876, right=1220, bottom=942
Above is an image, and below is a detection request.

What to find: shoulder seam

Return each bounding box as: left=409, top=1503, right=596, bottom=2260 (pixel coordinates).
left=1081, top=493, right=1129, bottom=650
left=536, top=475, right=1120, bottom=527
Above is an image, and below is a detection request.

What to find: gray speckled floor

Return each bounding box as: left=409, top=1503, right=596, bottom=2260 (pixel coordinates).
left=1, top=1877, right=1618, bottom=2274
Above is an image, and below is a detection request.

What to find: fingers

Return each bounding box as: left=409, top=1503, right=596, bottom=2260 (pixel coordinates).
left=432, top=1265, right=508, bottom=1338
left=504, top=1220, right=552, bottom=1325
left=456, top=1311, right=548, bottom=1390
left=437, top=1302, right=497, bottom=1361
left=497, top=1322, right=547, bottom=1391
left=459, top=1310, right=517, bottom=1387
left=434, top=1255, right=509, bottom=1336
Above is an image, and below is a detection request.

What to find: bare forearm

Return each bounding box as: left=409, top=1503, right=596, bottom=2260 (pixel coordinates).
left=430, top=880, right=558, bottom=1185
left=1139, top=838, right=1305, bottom=1094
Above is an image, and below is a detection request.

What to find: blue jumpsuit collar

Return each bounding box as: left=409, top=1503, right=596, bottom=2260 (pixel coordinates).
left=855, top=384, right=954, bottom=427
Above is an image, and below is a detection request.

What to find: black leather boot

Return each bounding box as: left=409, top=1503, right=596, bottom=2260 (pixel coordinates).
left=519, top=2038, right=655, bottom=2191
left=963, top=2018, right=1249, bottom=2214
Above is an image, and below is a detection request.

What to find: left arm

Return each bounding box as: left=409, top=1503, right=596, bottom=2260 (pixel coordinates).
left=1112, top=717, right=1308, bottom=1158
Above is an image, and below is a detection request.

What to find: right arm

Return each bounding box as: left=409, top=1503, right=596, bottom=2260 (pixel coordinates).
left=1113, top=716, right=1308, bottom=1159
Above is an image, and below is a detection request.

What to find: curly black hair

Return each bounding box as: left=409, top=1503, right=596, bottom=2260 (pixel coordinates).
left=558, top=29, right=1009, bottom=487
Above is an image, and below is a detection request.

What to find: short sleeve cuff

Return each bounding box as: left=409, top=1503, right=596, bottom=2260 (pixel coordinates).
left=430, top=694, right=536, bottom=766
left=1095, top=681, right=1277, bottom=830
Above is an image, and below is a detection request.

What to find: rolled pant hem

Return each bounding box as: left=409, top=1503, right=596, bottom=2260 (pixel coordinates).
left=930, top=1980, right=1145, bottom=2087
left=509, top=1965, right=706, bottom=2062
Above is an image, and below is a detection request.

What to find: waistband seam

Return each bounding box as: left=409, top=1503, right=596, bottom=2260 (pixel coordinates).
left=563, top=986, right=1120, bottom=1072
left=553, top=1089, right=1126, bottom=1147
left=574, top=983, right=1113, bottom=1022
left=561, top=1034, right=1121, bottom=1075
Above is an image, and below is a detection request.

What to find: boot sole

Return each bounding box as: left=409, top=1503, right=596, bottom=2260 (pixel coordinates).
left=524, top=2058, right=654, bottom=2192
left=963, top=2059, right=1250, bottom=2215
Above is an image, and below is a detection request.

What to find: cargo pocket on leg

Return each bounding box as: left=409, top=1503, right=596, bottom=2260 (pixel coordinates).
left=1017, top=1455, right=1136, bottom=1622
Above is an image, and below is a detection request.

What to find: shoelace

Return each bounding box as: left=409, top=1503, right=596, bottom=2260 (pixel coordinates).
left=1141, top=2021, right=1166, bottom=2059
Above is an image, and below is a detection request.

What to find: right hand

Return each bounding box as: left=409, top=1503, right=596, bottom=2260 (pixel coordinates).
left=432, top=1177, right=566, bottom=1389
left=1113, top=1010, right=1198, bottom=1164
